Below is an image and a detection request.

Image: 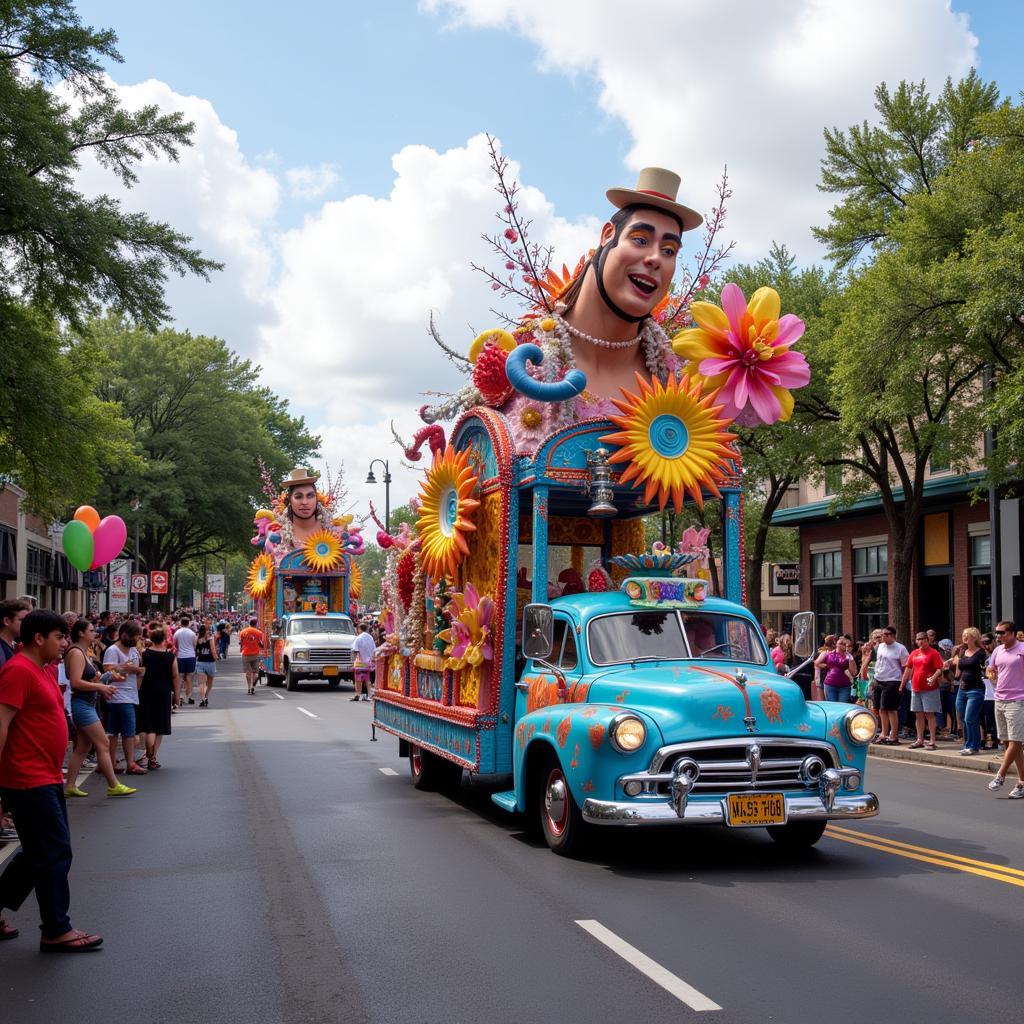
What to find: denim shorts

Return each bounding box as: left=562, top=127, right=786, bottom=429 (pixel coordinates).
left=105, top=702, right=136, bottom=737
left=177, top=657, right=196, bottom=674
left=70, top=696, right=101, bottom=728
left=196, top=661, right=217, bottom=677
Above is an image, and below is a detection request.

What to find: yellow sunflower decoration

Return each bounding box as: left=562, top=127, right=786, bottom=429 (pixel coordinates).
left=246, top=553, right=275, bottom=599
left=601, top=372, right=737, bottom=512
left=348, top=560, right=363, bottom=600
left=416, top=445, right=481, bottom=581
left=303, top=529, right=343, bottom=572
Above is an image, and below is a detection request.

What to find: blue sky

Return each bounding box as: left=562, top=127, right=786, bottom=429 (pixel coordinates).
left=70, top=0, right=1024, bottom=512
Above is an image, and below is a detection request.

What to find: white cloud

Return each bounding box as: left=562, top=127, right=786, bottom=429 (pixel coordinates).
left=424, top=0, right=978, bottom=262
left=255, top=133, right=598, bottom=414
left=285, top=162, right=341, bottom=200
left=68, top=77, right=281, bottom=348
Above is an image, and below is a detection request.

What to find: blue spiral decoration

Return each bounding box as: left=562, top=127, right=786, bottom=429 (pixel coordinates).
left=648, top=414, right=689, bottom=458
left=504, top=344, right=587, bottom=404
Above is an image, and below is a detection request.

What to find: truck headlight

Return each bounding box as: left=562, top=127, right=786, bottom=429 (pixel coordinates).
left=293, top=649, right=309, bottom=662
left=609, top=714, right=646, bottom=753
left=844, top=709, right=876, bottom=744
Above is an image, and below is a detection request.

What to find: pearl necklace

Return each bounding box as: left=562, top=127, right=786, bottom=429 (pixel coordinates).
left=555, top=313, right=641, bottom=349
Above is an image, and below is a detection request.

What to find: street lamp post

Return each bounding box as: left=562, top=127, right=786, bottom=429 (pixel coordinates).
left=366, top=459, right=392, bottom=534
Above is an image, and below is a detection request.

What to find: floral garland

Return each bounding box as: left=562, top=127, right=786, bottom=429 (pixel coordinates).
left=399, top=552, right=427, bottom=655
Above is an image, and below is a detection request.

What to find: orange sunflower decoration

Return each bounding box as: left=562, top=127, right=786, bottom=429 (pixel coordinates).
left=246, top=553, right=274, bottom=599
left=348, top=560, right=363, bottom=600
left=416, top=445, right=481, bottom=581
left=601, top=372, right=737, bottom=512
left=303, top=529, right=343, bottom=573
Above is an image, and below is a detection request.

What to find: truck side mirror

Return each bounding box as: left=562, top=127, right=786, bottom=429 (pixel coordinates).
left=522, top=604, right=554, bottom=660
left=791, top=611, right=816, bottom=659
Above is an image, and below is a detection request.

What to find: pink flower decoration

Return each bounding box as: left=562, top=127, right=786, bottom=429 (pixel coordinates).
left=504, top=228, right=518, bottom=243
left=671, top=283, right=811, bottom=425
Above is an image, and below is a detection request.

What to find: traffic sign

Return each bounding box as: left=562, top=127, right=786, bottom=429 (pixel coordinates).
left=150, top=570, right=169, bottom=595
left=131, top=573, right=148, bottom=593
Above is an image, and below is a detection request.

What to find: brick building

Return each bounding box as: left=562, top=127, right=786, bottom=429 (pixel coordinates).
left=0, top=482, right=85, bottom=613
left=770, top=470, right=1004, bottom=642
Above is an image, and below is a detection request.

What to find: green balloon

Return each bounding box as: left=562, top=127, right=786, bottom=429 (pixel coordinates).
left=63, top=519, right=94, bottom=572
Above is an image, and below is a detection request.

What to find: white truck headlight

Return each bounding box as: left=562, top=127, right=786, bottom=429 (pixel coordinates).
left=609, top=714, right=646, bottom=753
left=293, top=649, right=309, bottom=662
left=844, top=709, right=876, bottom=744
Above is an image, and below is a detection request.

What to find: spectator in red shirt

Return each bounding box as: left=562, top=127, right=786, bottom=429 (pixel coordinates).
left=0, top=609, right=102, bottom=951
left=900, top=631, right=945, bottom=750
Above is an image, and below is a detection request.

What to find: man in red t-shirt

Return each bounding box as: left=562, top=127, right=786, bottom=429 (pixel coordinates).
left=0, top=609, right=102, bottom=951
left=900, top=631, right=945, bottom=750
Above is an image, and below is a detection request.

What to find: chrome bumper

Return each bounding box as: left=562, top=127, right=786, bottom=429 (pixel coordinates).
left=582, top=791, right=879, bottom=826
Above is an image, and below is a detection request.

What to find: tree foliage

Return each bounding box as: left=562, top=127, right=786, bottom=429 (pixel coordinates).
left=89, top=315, right=320, bottom=574
left=0, top=2, right=223, bottom=512
left=808, top=71, right=1024, bottom=638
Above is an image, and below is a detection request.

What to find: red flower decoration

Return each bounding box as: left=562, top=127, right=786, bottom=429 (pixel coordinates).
left=397, top=549, right=416, bottom=610
left=556, top=715, right=572, bottom=748
left=760, top=687, right=783, bottom=724
left=588, top=722, right=606, bottom=750
left=471, top=341, right=514, bottom=406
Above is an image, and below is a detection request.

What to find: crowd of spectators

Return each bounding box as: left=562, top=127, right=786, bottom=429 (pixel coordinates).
left=763, top=619, right=1024, bottom=797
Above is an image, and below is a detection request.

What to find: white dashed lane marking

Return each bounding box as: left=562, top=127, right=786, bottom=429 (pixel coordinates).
left=575, top=919, right=722, bottom=1012
left=273, top=692, right=285, bottom=700
left=296, top=707, right=319, bottom=719
left=378, top=767, right=399, bottom=776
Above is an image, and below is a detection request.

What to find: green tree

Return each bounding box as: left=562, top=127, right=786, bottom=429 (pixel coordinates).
left=808, top=72, right=1022, bottom=640
left=0, top=1, right=221, bottom=511
left=0, top=299, right=133, bottom=513
left=89, top=315, right=320, bottom=576
left=0, top=0, right=221, bottom=329
left=712, top=245, right=839, bottom=621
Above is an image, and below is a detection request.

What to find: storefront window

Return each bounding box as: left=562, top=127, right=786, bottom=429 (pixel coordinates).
left=811, top=549, right=842, bottom=639
left=853, top=543, right=888, bottom=638
left=970, top=532, right=992, bottom=633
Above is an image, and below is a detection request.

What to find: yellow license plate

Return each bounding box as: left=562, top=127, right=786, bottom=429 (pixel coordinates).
left=725, top=792, right=786, bottom=827
left=322, top=666, right=339, bottom=676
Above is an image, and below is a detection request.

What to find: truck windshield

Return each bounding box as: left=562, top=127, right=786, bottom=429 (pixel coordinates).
left=288, top=617, right=353, bottom=635
left=587, top=611, right=768, bottom=667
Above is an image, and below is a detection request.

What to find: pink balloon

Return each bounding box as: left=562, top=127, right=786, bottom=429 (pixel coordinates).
left=91, top=515, right=127, bottom=568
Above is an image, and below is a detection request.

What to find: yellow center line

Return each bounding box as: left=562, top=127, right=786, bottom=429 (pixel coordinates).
left=824, top=828, right=1024, bottom=889
left=828, top=824, right=1024, bottom=879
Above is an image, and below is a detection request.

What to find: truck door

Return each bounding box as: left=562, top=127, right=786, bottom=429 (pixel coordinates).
left=515, top=614, right=582, bottom=719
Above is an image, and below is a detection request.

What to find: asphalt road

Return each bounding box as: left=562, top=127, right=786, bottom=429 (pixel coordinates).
left=2, top=656, right=1022, bottom=1024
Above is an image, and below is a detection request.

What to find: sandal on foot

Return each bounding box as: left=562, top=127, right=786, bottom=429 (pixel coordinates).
left=125, top=764, right=147, bottom=775
left=924, top=743, right=937, bottom=750
left=147, top=759, right=161, bottom=770
left=0, top=916, right=18, bottom=941
left=908, top=741, right=924, bottom=749
left=39, top=930, right=102, bottom=952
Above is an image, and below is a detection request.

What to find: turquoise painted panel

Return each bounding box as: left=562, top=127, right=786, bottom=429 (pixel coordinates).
left=373, top=701, right=482, bottom=770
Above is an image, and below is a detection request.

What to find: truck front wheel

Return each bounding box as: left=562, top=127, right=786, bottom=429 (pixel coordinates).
left=409, top=745, right=462, bottom=792
left=766, top=820, right=827, bottom=849
left=538, top=753, right=589, bottom=857
left=285, top=664, right=299, bottom=692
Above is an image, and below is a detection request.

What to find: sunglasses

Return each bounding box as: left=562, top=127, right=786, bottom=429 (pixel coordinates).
left=994, top=630, right=1008, bottom=636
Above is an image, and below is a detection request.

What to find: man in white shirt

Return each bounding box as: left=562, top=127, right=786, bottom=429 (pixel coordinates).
left=350, top=625, right=376, bottom=702
left=872, top=625, right=909, bottom=745
left=173, top=616, right=198, bottom=706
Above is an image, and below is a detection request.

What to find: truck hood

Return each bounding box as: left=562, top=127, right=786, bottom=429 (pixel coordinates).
left=584, top=662, right=829, bottom=741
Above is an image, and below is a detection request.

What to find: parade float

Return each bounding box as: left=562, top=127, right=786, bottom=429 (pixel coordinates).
left=373, top=158, right=878, bottom=854
left=245, top=467, right=365, bottom=690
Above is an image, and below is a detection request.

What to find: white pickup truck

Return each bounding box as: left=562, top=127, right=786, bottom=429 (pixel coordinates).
left=268, top=612, right=358, bottom=691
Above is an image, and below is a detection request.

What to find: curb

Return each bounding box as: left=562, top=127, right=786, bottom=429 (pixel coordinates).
left=868, top=743, right=1003, bottom=774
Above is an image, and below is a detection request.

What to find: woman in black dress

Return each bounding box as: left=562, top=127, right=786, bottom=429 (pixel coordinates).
left=138, top=625, right=178, bottom=769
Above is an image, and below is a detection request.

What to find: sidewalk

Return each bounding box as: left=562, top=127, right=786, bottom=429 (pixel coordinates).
left=869, top=739, right=1005, bottom=774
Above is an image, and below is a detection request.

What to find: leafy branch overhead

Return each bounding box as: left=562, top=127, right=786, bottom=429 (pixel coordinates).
left=0, top=0, right=221, bottom=331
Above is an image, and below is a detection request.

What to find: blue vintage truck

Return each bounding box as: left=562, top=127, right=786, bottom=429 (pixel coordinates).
left=373, top=410, right=878, bottom=855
